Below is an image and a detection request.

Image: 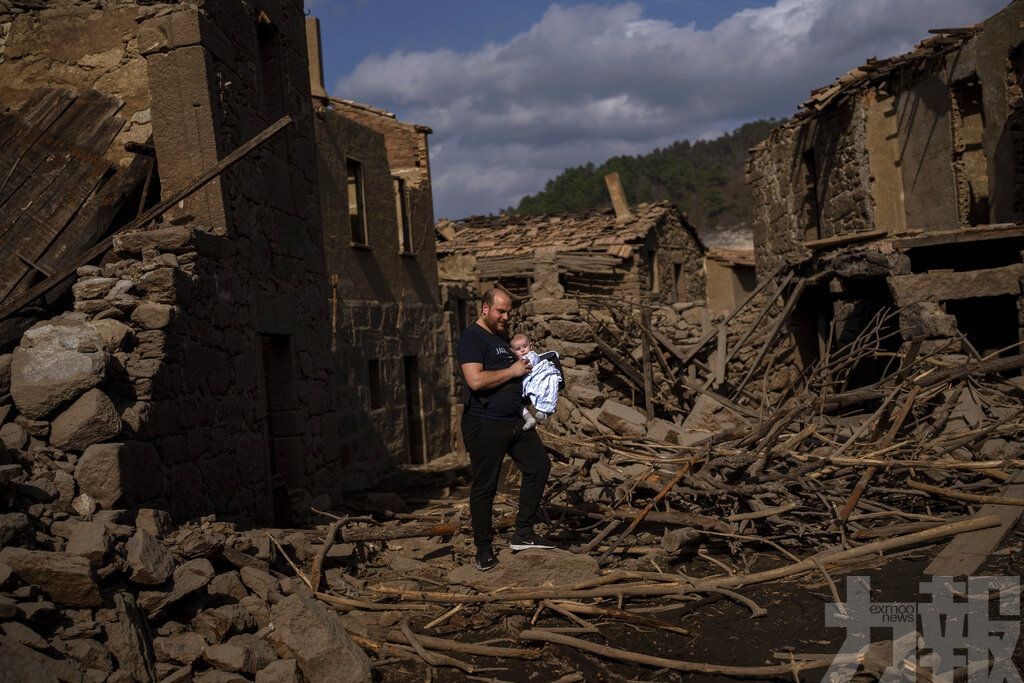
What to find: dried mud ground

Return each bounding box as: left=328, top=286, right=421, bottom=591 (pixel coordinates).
left=364, top=471, right=1024, bottom=683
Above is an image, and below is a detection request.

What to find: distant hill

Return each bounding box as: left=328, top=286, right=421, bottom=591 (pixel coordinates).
left=512, top=119, right=781, bottom=248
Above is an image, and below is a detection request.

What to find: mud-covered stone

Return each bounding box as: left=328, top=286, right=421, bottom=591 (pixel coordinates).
left=0, top=547, right=101, bottom=607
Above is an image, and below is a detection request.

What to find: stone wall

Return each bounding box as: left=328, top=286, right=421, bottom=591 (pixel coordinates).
left=0, top=0, right=157, bottom=166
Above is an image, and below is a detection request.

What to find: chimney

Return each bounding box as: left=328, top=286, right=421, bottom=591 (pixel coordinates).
left=305, top=17, right=329, bottom=100
left=604, top=172, right=632, bottom=222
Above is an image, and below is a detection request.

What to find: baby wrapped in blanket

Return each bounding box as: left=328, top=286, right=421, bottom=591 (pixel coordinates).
left=510, top=333, right=563, bottom=431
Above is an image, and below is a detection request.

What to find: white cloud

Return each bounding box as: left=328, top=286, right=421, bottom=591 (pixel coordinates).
left=335, top=0, right=1007, bottom=219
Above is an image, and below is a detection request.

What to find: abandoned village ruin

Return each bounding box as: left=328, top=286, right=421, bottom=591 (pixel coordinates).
left=0, top=0, right=1022, bottom=681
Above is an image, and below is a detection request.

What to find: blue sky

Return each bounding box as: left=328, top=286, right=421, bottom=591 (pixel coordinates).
left=310, top=0, right=1008, bottom=220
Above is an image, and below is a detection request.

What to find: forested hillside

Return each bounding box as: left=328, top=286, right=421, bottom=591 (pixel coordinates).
left=512, top=119, right=780, bottom=245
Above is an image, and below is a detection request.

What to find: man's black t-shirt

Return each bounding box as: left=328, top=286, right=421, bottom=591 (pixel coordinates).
left=456, top=323, right=523, bottom=421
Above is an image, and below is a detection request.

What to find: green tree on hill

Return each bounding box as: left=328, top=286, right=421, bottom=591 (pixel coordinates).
left=513, top=119, right=780, bottom=232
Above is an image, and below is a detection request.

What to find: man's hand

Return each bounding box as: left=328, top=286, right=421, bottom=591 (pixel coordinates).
left=510, top=358, right=533, bottom=378
left=461, top=358, right=532, bottom=391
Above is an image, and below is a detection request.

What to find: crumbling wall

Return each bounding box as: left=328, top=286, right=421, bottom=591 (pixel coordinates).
left=747, top=127, right=813, bottom=274
left=649, top=212, right=706, bottom=304
left=0, top=0, right=157, bottom=166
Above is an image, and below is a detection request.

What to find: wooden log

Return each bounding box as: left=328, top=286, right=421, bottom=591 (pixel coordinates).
left=519, top=629, right=836, bottom=676
left=342, top=522, right=460, bottom=543
left=906, top=480, right=1024, bottom=506
left=595, top=453, right=702, bottom=564
left=388, top=629, right=542, bottom=659
left=315, top=592, right=433, bottom=612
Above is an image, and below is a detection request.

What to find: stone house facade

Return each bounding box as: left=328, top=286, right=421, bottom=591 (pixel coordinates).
left=747, top=2, right=1024, bottom=367
left=0, top=0, right=450, bottom=522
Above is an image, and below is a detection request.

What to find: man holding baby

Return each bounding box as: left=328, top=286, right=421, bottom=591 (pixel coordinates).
left=456, top=288, right=555, bottom=571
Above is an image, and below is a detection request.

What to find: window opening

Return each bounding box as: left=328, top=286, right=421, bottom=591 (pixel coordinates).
left=347, top=158, right=367, bottom=244
left=394, top=177, right=413, bottom=253
left=800, top=148, right=822, bottom=240
left=367, top=358, right=382, bottom=410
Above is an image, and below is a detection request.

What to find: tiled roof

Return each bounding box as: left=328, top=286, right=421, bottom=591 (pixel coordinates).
left=436, top=201, right=701, bottom=258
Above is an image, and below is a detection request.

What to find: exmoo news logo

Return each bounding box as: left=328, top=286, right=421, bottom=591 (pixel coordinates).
left=823, top=576, right=1021, bottom=683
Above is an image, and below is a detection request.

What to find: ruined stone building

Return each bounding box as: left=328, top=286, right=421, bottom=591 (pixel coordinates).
left=0, top=0, right=450, bottom=523
left=747, top=2, right=1024, bottom=372
left=436, top=201, right=707, bottom=308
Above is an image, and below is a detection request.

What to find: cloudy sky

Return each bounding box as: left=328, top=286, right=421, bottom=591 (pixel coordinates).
left=312, top=0, right=1007, bottom=219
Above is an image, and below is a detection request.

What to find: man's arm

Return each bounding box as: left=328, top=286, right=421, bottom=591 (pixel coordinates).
left=461, top=360, right=532, bottom=391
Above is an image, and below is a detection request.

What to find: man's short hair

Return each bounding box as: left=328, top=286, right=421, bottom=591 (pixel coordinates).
left=482, top=287, right=509, bottom=308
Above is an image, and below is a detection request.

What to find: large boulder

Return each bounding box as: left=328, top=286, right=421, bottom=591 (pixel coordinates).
left=126, top=529, right=175, bottom=585
left=10, top=319, right=108, bottom=419
left=0, top=547, right=101, bottom=607
left=204, top=634, right=277, bottom=674
left=596, top=399, right=648, bottom=437
left=74, top=442, right=162, bottom=509
left=65, top=521, right=112, bottom=567
left=266, top=595, right=371, bottom=683
left=49, top=388, right=122, bottom=451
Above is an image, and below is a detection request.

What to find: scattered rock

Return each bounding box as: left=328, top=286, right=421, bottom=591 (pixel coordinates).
left=127, top=529, right=176, bottom=586
left=0, top=421, right=28, bottom=450
left=146, top=558, right=215, bottom=615
left=49, top=388, right=123, bottom=452
left=266, top=594, right=372, bottom=683
left=65, top=521, right=111, bottom=568
left=74, top=441, right=162, bottom=508
left=208, top=570, right=248, bottom=601
left=71, top=493, right=98, bottom=516
left=136, top=508, right=172, bottom=538
left=0, top=547, right=101, bottom=607
left=0, top=512, right=31, bottom=546
left=1, top=620, right=48, bottom=649
left=204, top=634, right=278, bottom=674
left=192, top=603, right=256, bottom=644
left=256, top=658, right=302, bottom=683
left=0, top=638, right=85, bottom=681
left=106, top=592, right=158, bottom=683
left=0, top=595, right=16, bottom=618
left=154, top=631, right=207, bottom=665
left=596, top=399, right=648, bottom=437
left=55, top=637, right=113, bottom=672
left=239, top=566, right=279, bottom=600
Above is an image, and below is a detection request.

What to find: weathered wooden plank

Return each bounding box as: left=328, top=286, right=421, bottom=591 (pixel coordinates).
left=0, top=88, right=76, bottom=193
left=890, top=264, right=1023, bottom=307
left=8, top=152, right=153, bottom=301
left=0, top=93, right=123, bottom=301
left=0, top=115, right=292, bottom=321
left=0, top=90, right=121, bottom=238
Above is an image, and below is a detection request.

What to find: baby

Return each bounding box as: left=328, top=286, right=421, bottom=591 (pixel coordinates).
left=510, top=333, right=562, bottom=430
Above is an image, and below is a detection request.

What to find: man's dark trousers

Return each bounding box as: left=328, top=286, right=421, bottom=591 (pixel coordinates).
left=462, top=414, right=551, bottom=549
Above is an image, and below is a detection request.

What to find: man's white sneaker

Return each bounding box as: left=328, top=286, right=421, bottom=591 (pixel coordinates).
left=509, top=532, right=556, bottom=551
